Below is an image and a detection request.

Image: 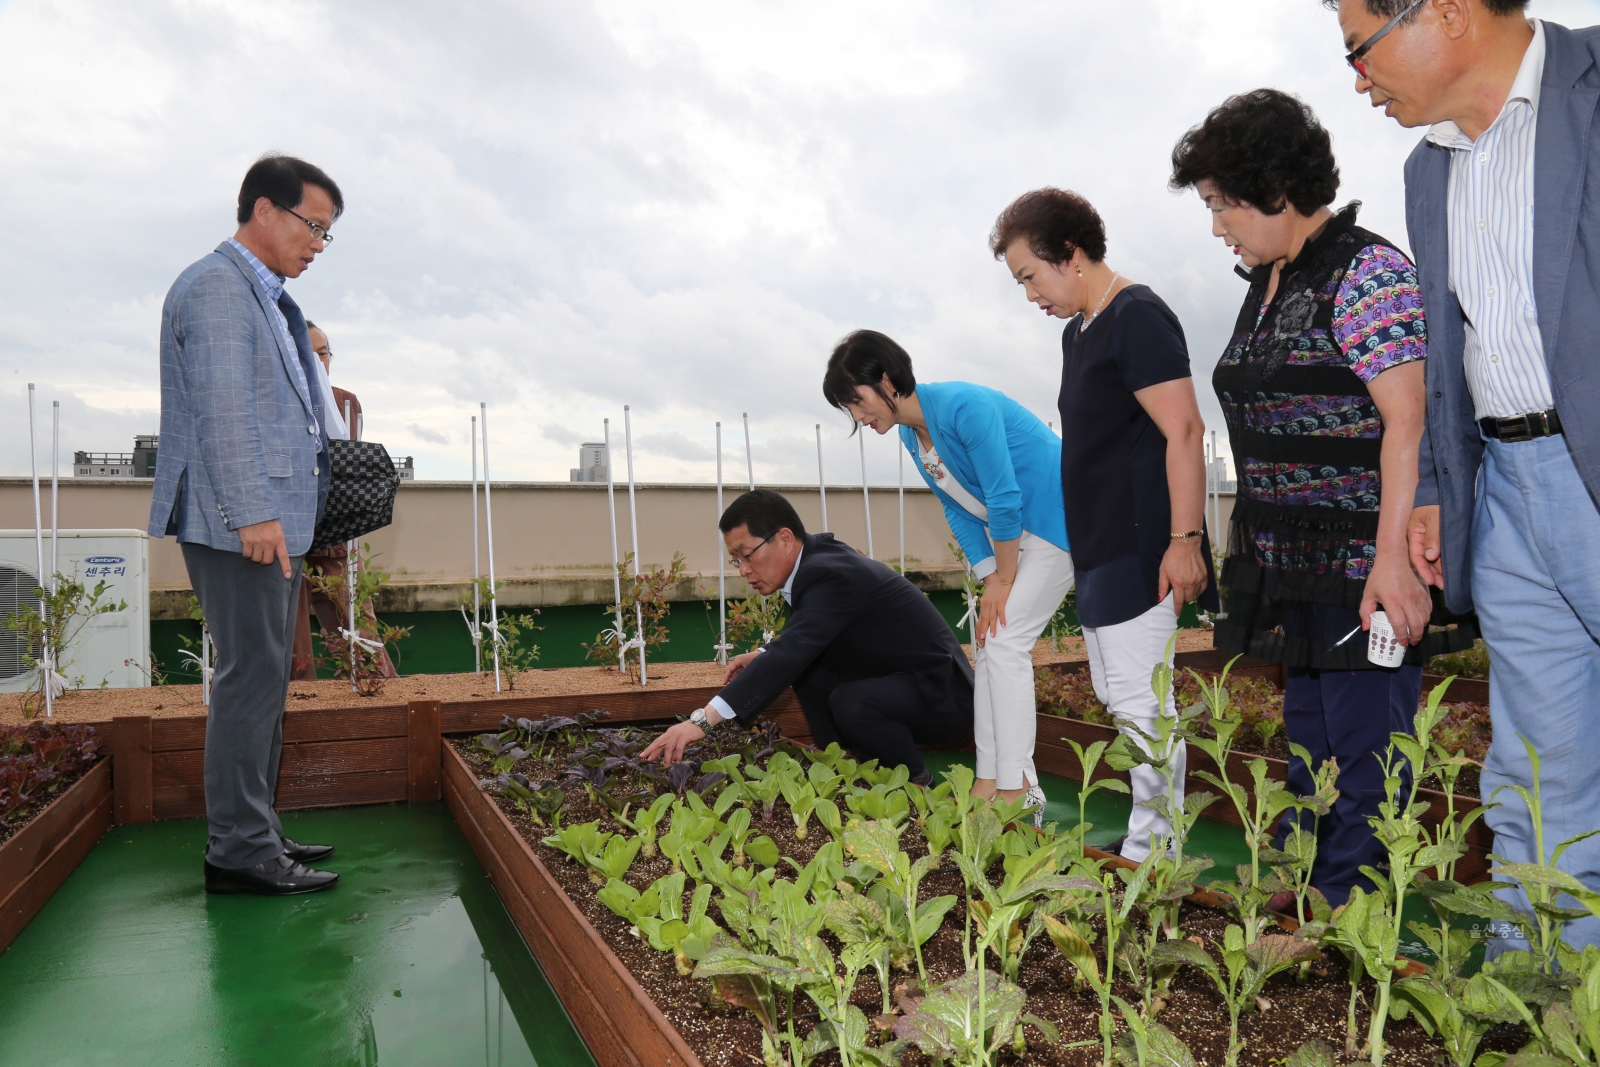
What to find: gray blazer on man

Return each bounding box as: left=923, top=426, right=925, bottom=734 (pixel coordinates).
left=147, top=242, right=329, bottom=555
left=1406, top=21, right=1600, bottom=614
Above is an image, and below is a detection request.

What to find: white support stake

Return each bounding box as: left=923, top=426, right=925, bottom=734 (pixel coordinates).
left=482, top=402, right=501, bottom=692
left=345, top=400, right=357, bottom=692
left=815, top=424, right=828, bottom=532
left=624, top=406, right=646, bottom=685
left=859, top=431, right=873, bottom=558
left=715, top=422, right=729, bottom=666
left=201, top=626, right=212, bottom=707
left=27, top=385, right=52, bottom=717
left=471, top=415, right=482, bottom=674
left=742, top=412, right=754, bottom=490
left=898, top=445, right=905, bottom=574
left=604, top=419, right=626, bottom=675
left=50, top=401, right=59, bottom=592
left=1210, top=430, right=1221, bottom=552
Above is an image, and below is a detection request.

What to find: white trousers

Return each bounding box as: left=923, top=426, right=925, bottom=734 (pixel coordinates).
left=1082, top=594, right=1184, bottom=862
left=973, top=537, right=1076, bottom=791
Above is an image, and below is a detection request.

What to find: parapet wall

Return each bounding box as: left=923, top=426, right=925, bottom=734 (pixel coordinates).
left=0, top=478, right=996, bottom=618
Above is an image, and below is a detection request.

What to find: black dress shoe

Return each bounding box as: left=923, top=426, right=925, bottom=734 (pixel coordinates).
left=283, top=838, right=335, bottom=864
left=205, top=854, right=340, bottom=896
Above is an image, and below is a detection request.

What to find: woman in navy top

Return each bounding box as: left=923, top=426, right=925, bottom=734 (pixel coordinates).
left=824, top=330, right=1073, bottom=824
left=990, top=188, right=1217, bottom=861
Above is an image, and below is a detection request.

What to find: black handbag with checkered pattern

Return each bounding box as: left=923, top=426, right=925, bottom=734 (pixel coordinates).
left=310, top=439, right=401, bottom=551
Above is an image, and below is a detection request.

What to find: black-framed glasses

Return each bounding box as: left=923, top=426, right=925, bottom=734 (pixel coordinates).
left=1346, top=0, right=1424, bottom=78
left=728, top=537, right=770, bottom=569
left=276, top=203, right=334, bottom=245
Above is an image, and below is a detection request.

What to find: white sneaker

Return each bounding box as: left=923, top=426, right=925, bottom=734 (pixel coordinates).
left=1024, top=784, right=1047, bottom=829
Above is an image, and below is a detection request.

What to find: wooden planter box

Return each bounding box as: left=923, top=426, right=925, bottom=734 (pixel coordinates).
left=1035, top=711, right=1493, bottom=883
left=0, top=758, right=113, bottom=955
left=100, top=691, right=811, bottom=825
left=1037, top=650, right=1490, bottom=707
left=442, top=741, right=703, bottom=1067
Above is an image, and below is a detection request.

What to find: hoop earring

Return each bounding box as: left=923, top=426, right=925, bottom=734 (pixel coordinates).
left=1075, top=264, right=1083, bottom=277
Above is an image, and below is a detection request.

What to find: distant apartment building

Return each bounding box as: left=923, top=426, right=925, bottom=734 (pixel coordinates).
left=569, top=442, right=607, bottom=483
left=75, top=435, right=158, bottom=478
left=394, top=456, right=415, bottom=481
left=1206, top=454, right=1236, bottom=494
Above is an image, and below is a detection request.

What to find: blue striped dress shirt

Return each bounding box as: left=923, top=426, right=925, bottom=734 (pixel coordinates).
left=226, top=238, right=319, bottom=435
left=1427, top=18, right=1555, bottom=421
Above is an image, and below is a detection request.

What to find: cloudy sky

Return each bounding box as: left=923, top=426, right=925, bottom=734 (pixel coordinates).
left=3, top=0, right=1596, bottom=487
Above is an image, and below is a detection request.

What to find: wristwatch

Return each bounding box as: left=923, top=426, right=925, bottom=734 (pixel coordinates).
left=689, top=707, right=716, bottom=731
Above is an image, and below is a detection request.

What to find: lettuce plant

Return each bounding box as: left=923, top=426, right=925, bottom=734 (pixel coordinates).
left=1061, top=736, right=1130, bottom=846
left=1153, top=927, right=1318, bottom=1067
left=843, top=783, right=912, bottom=828
left=1185, top=677, right=1302, bottom=943
left=844, top=819, right=956, bottom=984
left=1280, top=742, right=1339, bottom=927
left=893, top=968, right=1056, bottom=1067
left=615, top=791, right=673, bottom=857
left=540, top=819, right=640, bottom=885
left=780, top=778, right=817, bottom=840
left=1110, top=993, right=1196, bottom=1067
left=1043, top=870, right=1125, bottom=1066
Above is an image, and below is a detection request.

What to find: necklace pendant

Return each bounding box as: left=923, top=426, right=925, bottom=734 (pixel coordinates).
left=1078, top=272, right=1120, bottom=334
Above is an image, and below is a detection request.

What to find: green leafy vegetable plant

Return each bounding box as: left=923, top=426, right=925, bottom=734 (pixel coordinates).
left=1152, top=927, right=1318, bottom=1067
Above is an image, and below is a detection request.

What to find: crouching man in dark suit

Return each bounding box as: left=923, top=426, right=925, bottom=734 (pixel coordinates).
left=641, top=489, right=974, bottom=784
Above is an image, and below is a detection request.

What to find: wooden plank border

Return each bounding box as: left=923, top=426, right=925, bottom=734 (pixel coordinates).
left=111, top=716, right=153, bottom=825
left=443, top=742, right=703, bottom=1067
left=408, top=700, right=442, bottom=802
left=439, top=688, right=809, bottom=739
left=0, top=759, right=113, bottom=955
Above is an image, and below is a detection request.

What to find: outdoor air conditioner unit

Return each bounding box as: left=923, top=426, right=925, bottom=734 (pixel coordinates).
left=0, top=529, right=150, bottom=694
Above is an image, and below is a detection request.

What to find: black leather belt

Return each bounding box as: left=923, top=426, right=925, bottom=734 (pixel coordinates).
left=1480, top=408, right=1563, bottom=442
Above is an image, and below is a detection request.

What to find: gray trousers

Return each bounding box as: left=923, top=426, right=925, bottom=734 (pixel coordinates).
left=181, top=542, right=304, bottom=869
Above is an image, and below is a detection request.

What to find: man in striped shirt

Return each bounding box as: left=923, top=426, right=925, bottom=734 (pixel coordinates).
left=1331, top=0, right=1600, bottom=953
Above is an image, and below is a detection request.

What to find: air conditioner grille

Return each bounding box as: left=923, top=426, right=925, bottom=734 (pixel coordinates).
left=0, top=565, right=40, bottom=681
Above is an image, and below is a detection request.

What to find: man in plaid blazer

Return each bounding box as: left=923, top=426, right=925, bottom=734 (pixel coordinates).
left=147, top=155, right=344, bottom=896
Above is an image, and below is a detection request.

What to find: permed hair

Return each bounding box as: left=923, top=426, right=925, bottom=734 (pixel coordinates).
left=236, top=154, right=345, bottom=225
left=987, top=188, right=1107, bottom=266
left=1169, top=89, right=1340, bottom=216
left=821, top=330, right=916, bottom=425
left=718, top=489, right=808, bottom=542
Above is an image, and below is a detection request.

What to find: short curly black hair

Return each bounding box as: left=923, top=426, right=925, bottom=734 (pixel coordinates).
left=1169, top=89, right=1339, bottom=217
left=988, top=187, right=1107, bottom=265
left=1321, top=0, right=1526, bottom=16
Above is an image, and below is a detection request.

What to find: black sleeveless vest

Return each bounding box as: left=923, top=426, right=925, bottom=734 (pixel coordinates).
left=1212, top=205, right=1390, bottom=610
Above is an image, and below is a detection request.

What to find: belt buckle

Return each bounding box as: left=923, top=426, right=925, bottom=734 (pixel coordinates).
left=1498, top=415, right=1534, bottom=443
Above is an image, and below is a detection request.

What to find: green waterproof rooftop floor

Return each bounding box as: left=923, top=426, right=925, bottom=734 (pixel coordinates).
left=0, top=803, right=595, bottom=1067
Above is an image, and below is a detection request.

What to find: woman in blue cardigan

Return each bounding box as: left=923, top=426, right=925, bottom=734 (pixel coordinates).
left=824, top=330, right=1073, bottom=821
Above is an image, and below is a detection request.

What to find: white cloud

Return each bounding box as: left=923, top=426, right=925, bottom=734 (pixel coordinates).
left=3, top=0, right=1597, bottom=493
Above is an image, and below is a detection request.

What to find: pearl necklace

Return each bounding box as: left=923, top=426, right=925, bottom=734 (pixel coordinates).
left=1078, top=272, right=1121, bottom=333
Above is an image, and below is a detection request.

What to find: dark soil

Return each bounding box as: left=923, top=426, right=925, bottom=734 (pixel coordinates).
left=0, top=759, right=97, bottom=848
left=455, top=726, right=1525, bottom=1067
